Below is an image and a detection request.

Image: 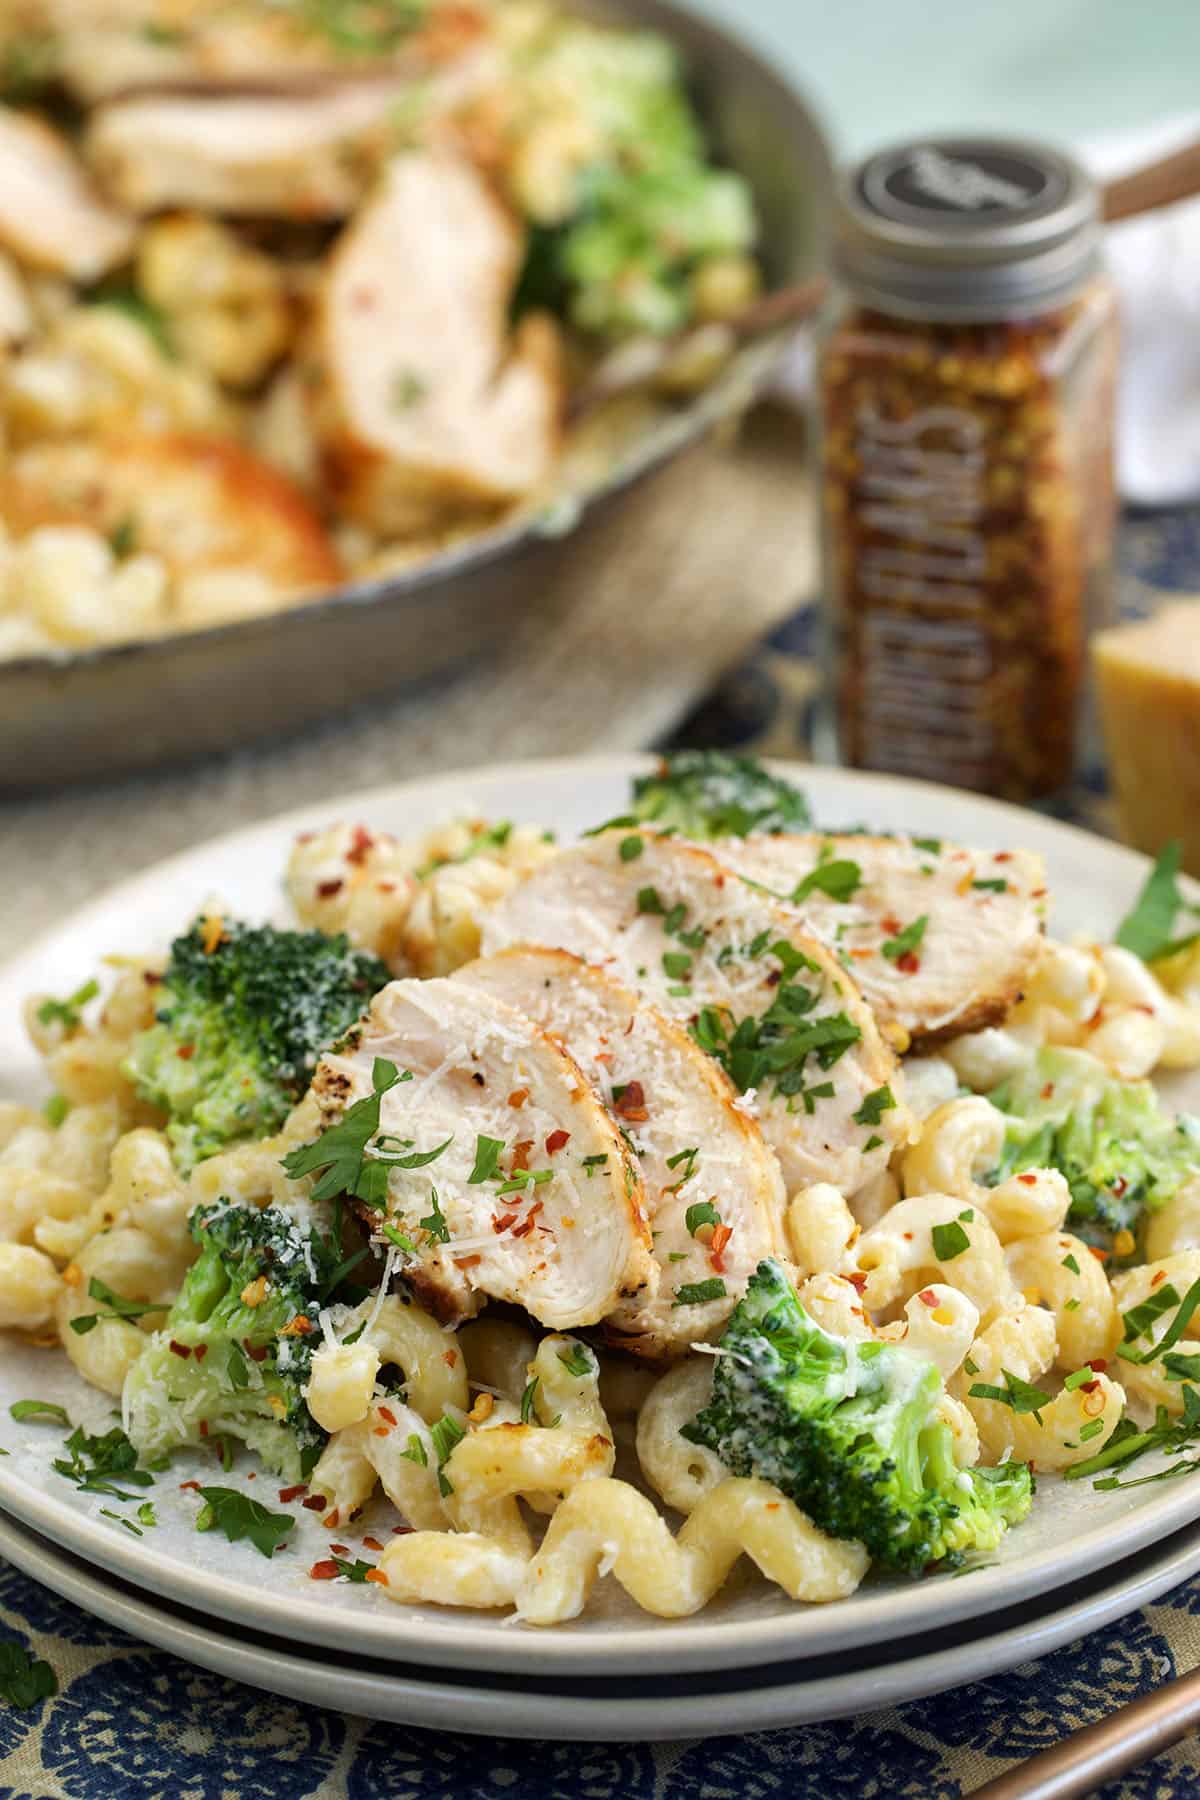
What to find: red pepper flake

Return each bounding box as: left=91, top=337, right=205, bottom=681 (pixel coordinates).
left=896, top=951, right=920, bottom=975
left=309, top=1560, right=340, bottom=1581
left=710, top=1222, right=733, bottom=1273
left=511, top=1203, right=544, bottom=1240
left=365, top=1569, right=390, bottom=1587
left=391, top=1524, right=412, bottom=1536
left=507, top=1088, right=529, bottom=1109
left=845, top=1272, right=868, bottom=1294
left=362, top=1535, right=384, bottom=1552
left=346, top=826, right=374, bottom=865
left=917, top=1287, right=939, bottom=1307
left=1017, top=1173, right=1038, bottom=1187
left=279, top=1484, right=307, bottom=1503
left=317, top=878, right=344, bottom=898
left=493, top=1212, right=517, bottom=1234
left=454, top=1254, right=482, bottom=1268
left=995, top=852, right=1012, bottom=863
left=302, top=1495, right=327, bottom=1512
left=324, top=1509, right=340, bottom=1529
left=1111, top=1176, right=1128, bottom=1198
left=765, top=1502, right=780, bottom=1512
left=1087, top=1358, right=1108, bottom=1372
left=169, top=1339, right=192, bottom=1358
left=881, top=914, right=902, bottom=935
left=765, top=969, right=782, bottom=987
left=1089, top=1246, right=1110, bottom=1263
left=1152, top=1269, right=1168, bottom=1288
left=175, top=1044, right=195, bottom=1060
left=179, top=1479, right=201, bottom=1492
left=198, top=1420, right=209, bottom=1436
left=1041, top=1082, right=1055, bottom=1100
left=377, top=1405, right=398, bottom=1427
left=193, top=1344, right=208, bottom=1361
left=443, top=1349, right=458, bottom=1369
left=244, top=1341, right=269, bottom=1362
left=143, top=969, right=163, bottom=986
left=1079, top=1380, right=1100, bottom=1395
left=510, top=1140, right=533, bottom=1174
left=330, top=1543, right=350, bottom=1556
left=613, top=1080, right=648, bottom=1123
left=545, top=1129, right=570, bottom=1155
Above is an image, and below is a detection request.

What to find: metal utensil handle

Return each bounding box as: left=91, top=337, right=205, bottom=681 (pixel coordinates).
left=969, top=1664, right=1200, bottom=1799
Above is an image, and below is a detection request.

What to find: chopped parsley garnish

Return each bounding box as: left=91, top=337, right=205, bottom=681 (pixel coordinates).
left=390, top=368, right=428, bottom=411
left=662, top=951, right=692, bottom=981
left=429, top=1413, right=466, bottom=1495
left=685, top=1199, right=721, bottom=1236
left=9, top=1400, right=70, bottom=1426
left=194, top=1486, right=294, bottom=1557
left=637, top=886, right=666, bottom=916
left=853, top=1085, right=895, bottom=1127
left=400, top=1433, right=427, bottom=1467
left=43, top=1094, right=69, bottom=1127
left=494, top=1168, right=553, bottom=1196
left=1165, top=1352, right=1200, bottom=1382
left=330, top=1555, right=377, bottom=1583
left=1118, top=1278, right=1200, bottom=1366
left=968, top=1369, right=1052, bottom=1422
left=54, top=1426, right=155, bottom=1500
left=672, top=1277, right=727, bottom=1307
left=69, top=1277, right=162, bottom=1336
left=1062, top=1253, right=1081, bottom=1275
left=912, top=836, right=942, bottom=854
left=665, top=1146, right=699, bottom=1191
left=468, top=1135, right=505, bottom=1185
left=1063, top=1367, right=1095, bottom=1392
left=0, top=1642, right=57, bottom=1710
left=520, top=1378, right=540, bottom=1424
left=881, top=916, right=928, bottom=962
left=581, top=1153, right=609, bottom=1177
left=557, top=1344, right=592, bottom=1379
left=792, top=860, right=862, bottom=904
left=864, top=1134, right=883, bottom=1152
left=281, top=1058, right=412, bottom=1206
left=108, top=515, right=138, bottom=559
left=418, top=1188, right=450, bottom=1244
left=1115, top=842, right=1200, bottom=963
left=1065, top=1384, right=1200, bottom=1488
left=619, top=835, right=644, bottom=862
left=36, top=979, right=99, bottom=1030
left=972, top=879, right=1008, bottom=894
left=931, top=1221, right=970, bottom=1262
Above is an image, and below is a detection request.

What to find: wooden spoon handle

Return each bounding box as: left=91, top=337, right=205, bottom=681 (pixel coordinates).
left=1102, top=140, right=1200, bottom=222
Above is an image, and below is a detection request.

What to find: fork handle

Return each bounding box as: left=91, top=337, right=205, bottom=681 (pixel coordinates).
left=968, top=1663, right=1200, bottom=1798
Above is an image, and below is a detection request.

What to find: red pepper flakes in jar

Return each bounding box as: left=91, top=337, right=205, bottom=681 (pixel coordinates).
left=816, top=137, right=1116, bottom=801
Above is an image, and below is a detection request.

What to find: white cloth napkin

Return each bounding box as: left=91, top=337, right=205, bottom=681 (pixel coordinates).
left=1081, top=117, right=1200, bottom=507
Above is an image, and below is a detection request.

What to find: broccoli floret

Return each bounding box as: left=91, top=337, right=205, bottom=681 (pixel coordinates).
left=683, top=1260, right=1033, bottom=1574
left=622, top=751, right=811, bottom=839
left=988, top=1046, right=1200, bottom=1243
left=124, top=917, right=390, bottom=1170
left=509, top=22, right=755, bottom=339
left=123, top=1201, right=343, bottom=1482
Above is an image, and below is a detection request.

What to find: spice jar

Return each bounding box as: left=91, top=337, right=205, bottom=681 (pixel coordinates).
left=815, top=137, right=1117, bottom=800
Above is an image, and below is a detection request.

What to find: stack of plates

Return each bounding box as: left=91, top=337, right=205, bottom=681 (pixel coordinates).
left=0, top=1505, right=1198, bottom=1736
left=3, top=757, right=1200, bottom=1737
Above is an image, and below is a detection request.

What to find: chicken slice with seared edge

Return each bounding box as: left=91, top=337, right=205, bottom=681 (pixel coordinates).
left=309, top=977, right=655, bottom=1331
left=0, top=106, right=134, bottom=281
left=454, top=948, right=790, bottom=1358
left=713, top=834, right=1048, bottom=1050
left=309, top=151, right=562, bottom=538
left=480, top=834, right=911, bottom=1195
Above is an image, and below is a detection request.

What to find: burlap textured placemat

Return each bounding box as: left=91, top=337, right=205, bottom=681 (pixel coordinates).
left=0, top=407, right=811, bottom=964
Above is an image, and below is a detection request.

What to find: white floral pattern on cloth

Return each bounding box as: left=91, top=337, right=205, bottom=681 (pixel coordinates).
left=0, top=1553, right=1199, bottom=1798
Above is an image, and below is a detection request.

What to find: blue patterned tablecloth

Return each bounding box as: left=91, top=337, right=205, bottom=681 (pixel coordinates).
left=4, top=501, right=1200, bottom=1800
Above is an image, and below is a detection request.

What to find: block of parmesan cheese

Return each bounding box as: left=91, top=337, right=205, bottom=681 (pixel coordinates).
left=1093, top=600, right=1200, bottom=874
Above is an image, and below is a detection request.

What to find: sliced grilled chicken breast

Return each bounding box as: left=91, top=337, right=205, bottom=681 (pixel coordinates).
left=0, top=434, right=341, bottom=597
left=714, top=835, right=1048, bottom=1049
left=480, top=835, right=911, bottom=1195
left=0, top=108, right=134, bottom=281
left=310, top=152, right=562, bottom=538
left=86, top=81, right=419, bottom=219
left=454, top=948, right=790, bottom=1358
left=311, top=978, right=655, bottom=1331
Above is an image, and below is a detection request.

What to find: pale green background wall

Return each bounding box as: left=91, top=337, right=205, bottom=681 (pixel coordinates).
left=689, top=0, right=1200, bottom=155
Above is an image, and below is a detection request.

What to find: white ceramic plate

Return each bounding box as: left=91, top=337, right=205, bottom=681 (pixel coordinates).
left=3, top=756, right=1200, bottom=1679
left=1, top=1503, right=1197, bottom=1739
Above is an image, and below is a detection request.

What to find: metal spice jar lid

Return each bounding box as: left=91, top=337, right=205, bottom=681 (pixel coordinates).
left=833, top=135, right=1102, bottom=321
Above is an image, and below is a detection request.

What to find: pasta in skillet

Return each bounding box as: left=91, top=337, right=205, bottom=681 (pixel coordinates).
left=7, top=752, right=1200, bottom=1627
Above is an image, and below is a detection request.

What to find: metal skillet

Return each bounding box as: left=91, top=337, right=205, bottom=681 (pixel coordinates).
left=0, top=0, right=831, bottom=792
